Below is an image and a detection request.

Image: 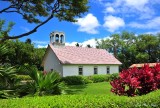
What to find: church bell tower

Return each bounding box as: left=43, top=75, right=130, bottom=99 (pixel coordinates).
left=50, top=31, right=65, bottom=47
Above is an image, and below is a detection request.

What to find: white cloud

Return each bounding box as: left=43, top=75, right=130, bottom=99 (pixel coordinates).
left=129, top=17, right=160, bottom=29
left=65, top=42, right=78, bottom=46
left=103, top=0, right=154, bottom=19
left=37, top=45, right=48, bottom=48
left=80, top=39, right=98, bottom=48
left=66, top=37, right=110, bottom=48
left=74, top=13, right=100, bottom=34
left=104, top=7, right=115, bottom=13
left=103, top=15, right=125, bottom=32
left=124, top=0, right=149, bottom=9
left=33, top=40, right=49, bottom=44
left=20, top=26, right=30, bottom=32
left=33, top=40, right=49, bottom=48
left=66, top=39, right=97, bottom=48
left=144, top=31, right=160, bottom=35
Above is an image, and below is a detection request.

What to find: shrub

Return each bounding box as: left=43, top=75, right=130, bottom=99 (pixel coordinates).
left=82, top=76, right=93, bottom=84
left=16, top=70, right=65, bottom=97
left=62, top=76, right=91, bottom=85
left=0, top=65, right=17, bottom=89
left=17, top=64, right=38, bottom=75
left=88, top=75, right=109, bottom=83
left=0, top=90, right=160, bottom=108
left=110, top=63, right=160, bottom=96
left=62, top=74, right=119, bottom=85
left=15, top=75, right=31, bottom=81
left=109, top=73, right=119, bottom=81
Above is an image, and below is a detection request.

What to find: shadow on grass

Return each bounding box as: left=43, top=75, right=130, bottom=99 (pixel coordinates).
left=65, top=84, right=87, bottom=95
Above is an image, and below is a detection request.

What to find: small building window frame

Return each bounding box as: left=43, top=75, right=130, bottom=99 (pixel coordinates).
left=106, top=66, right=110, bottom=74
left=78, top=66, right=83, bottom=75
left=94, top=66, right=98, bottom=74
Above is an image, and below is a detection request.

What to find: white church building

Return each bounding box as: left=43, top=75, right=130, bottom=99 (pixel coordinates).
left=42, top=31, right=122, bottom=77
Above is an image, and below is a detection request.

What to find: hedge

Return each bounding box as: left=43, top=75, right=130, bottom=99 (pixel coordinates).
left=62, top=74, right=119, bottom=85
left=61, top=76, right=92, bottom=85
left=0, top=90, right=160, bottom=108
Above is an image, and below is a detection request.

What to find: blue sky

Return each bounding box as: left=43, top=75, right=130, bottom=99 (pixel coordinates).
left=1, top=0, right=160, bottom=48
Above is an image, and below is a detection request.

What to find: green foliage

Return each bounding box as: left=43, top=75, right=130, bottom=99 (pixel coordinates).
left=62, top=76, right=89, bottom=85
left=62, top=74, right=119, bottom=85
left=88, top=75, right=109, bottom=83
left=82, top=76, right=93, bottom=84
left=17, top=64, right=39, bottom=75
left=0, top=65, right=17, bottom=89
left=87, top=74, right=119, bottom=83
left=0, top=20, right=14, bottom=39
left=96, top=31, right=160, bottom=69
left=0, top=90, right=160, bottom=108
left=1, top=40, right=45, bottom=70
left=0, top=44, right=8, bottom=64
left=26, top=70, right=64, bottom=96
left=0, top=90, right=16, bottom=99
left=0, top=65, right=20, bottom=99
left=109, top=73, right=119, bottom=81
left=15, top=75, right=31, bottom=81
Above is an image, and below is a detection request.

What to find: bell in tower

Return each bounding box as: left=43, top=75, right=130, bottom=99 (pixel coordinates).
left=50, top=31, right=65, bottom=47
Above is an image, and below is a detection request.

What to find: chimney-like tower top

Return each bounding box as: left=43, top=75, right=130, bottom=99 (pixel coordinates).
left=50, top=31, right=65, bottom=47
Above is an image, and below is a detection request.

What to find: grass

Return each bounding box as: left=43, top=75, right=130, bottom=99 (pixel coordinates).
left=0, top=90, right=160, bottom=108
left=66, top=82, right=113, bottom=95
left=0, top=82, right=160, bottom=108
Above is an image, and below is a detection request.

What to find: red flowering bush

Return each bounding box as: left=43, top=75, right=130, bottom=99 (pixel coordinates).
left=110, top=63, right=160, bottom=96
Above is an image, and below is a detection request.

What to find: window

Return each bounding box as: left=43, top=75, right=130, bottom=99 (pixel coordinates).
left=94, top=66, right=98, bottom=74
left=107, top=66, right=110, bottom=74
left=78, top=66, right=83, bottom=75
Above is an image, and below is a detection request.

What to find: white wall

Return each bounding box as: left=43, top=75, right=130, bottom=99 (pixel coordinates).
left=44, top=48, right=63, bottom=75
left=62, top=65, right=119, bottom=77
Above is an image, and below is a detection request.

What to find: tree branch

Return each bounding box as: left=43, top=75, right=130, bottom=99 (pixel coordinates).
left=0, top=0, right=60, bottom=43
left=0, top=5, right=15, bottom=13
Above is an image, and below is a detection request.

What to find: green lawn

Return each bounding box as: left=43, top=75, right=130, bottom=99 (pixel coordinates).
left=66, top=82, right=113, bottom=95
left=0, top=82, right=160, bottom=108
left=0, top=89, right=160, bottom=108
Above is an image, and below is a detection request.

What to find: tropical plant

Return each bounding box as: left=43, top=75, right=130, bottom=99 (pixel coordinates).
left=110, top=63, right=160, bottom=96
left=24, top=70, right=65, bottom=96
left=0, top=66, right=17, bottom=89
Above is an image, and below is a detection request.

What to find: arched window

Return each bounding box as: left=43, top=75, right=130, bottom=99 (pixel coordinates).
left=60, top=35, right=64, bottom=43
left=55, top=34, right=59, bottom=42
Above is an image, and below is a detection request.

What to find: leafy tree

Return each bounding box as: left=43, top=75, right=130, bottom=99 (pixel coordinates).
left=117, top=31, right=137, bottom=69
left=97, top=34, right=121, bottom=58
left=25, top=38, right=32, bottom=44
left=75, top=43, right=80, bottom=47
left=0, top=0, right=89, bottom=43
left=2, top=40, right=34, bottom=66
left=136, top=34, right=160, bottom=63
left=96, top=31, right=159, bottom=69
left=86, top=44, right=91, bottom=48
left=32, top=48, right=46, bottom=70
left=0, top=45, right=18, bottom=99
left=1, top=40, right=46, bottom=72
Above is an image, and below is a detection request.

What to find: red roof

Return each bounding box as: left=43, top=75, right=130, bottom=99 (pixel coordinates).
left=49, top=44, right=122, bottom=65
left=130, top=63, right=160, bottom=68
